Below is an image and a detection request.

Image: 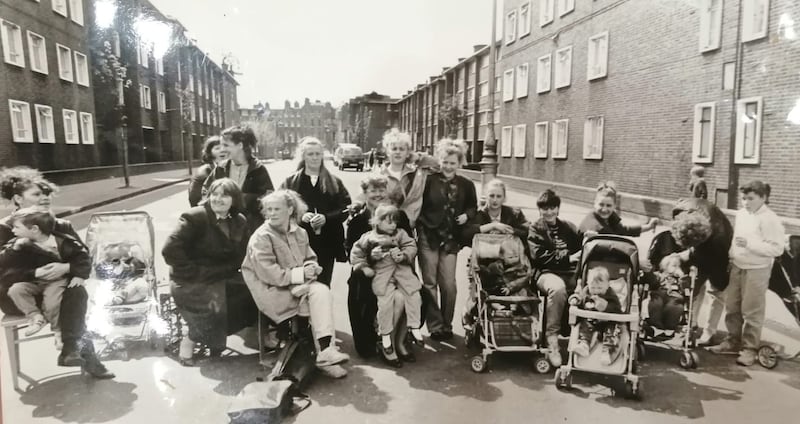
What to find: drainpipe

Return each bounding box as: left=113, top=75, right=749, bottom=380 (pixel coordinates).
left=726, top=0, right=745, bottom=209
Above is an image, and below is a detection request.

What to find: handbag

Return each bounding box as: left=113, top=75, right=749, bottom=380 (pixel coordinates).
left=227, top=379, right=311, bottom=424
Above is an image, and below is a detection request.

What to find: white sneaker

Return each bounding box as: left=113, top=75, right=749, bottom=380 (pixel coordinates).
left=318, top=364, right=348, bottom=379
left=546, top=335, right=562, bottom=367
left=316, top=346, right=350, bottom=367
left=697, top=329, right=715, bottom=346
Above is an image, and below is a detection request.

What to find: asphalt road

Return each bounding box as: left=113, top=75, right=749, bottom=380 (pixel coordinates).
left=2, top=159, right=799, bottom=424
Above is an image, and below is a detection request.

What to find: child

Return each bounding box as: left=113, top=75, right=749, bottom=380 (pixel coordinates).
left=569, top=267, right=622, bottom=365
left=350, top=204, right=423, bottom=357
left=646, top=254, right=688, bottom=337
left=709, top=181, right=784, bottom=366
left=94, top=242, right=150, bottom=305
left=0, top=208, right=91, bottom=340
left=478, top=239, right=531, bottom=297
left=689, top=166, right=708, bottom=200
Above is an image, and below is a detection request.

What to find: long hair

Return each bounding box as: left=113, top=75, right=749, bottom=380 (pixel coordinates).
left=294, top=136, right=340, bottom=194
left=261, top=189, right=308, bottom=224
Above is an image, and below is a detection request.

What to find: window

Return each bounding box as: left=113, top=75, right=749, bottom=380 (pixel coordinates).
left=156, top=56, right=164, bottom=75
left=54, top=44, right=73, bottom=82
left=69, top=0, right=84, bottom=26
left=188, top=74, right=194, bottom=92
left=692, top=102, right=716, bottom=163
left=63, top=109, right=78, bottom=144
left=558, top=0, right=575, bottom=17
left=534, top=122, right=548, bottom=158
left=199, top=106, right=204, bottom=124
left=540, top=0, right=554, bottom=27
left=24, top=32, right=48, bottom=75
left=699, top=0, right=723, bottom=52
left=505, top=10, right=517, bottom=45
left=190, top=104, right=196, bottom=121
left=74, top=51, right=89, bottom=86
left=1, top=19, right=25, bottom=67
left=516, top=63, right=529, bottom=98
left=143, top=85, right=151, bottom=109
left=479, top=81, right=488, bottom=97
left=52, top=0, right=68, bottom=17
left=519, top=2, right=531, bottom=37
left=503, top=68, right=515, bottom=101
left=467, top=113, right=474, bottom=128
left=467, top=86, right=475, bottom=104
left=501, top=126, right=513, bottom=157
left=34, top=105, right=55, bottom=144
left=158, top=91, right=166, bottom=112
left=742, top=0, right=769, bottom=42
left=552, top=119, right=569, bottom=159
left=735, top=97, right=762, bottom=164
left=555, top=46, right=572, bottom=88
left=79, top=112, right=94, bottom=144
left=587, top=31, right=609, bottom=80
left=495, top=75, right=502, bottom=93
left=537, top=54, right=551, bottom=93
left=514, top=124, right=527, bottom=158
left=583, top=116, right=604, bottom=160
left=140, top=41, right=149, bottom=68
left=8, top=100, right=33, bottom=143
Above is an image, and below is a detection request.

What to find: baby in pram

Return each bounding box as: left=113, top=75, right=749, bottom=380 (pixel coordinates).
left=93, top=242, right=149, bottom=305
left=569, top=267, right=622, bottom=365
left=466, top=238, right=532, bottom=320
left=644, top=254, right=689, bottom=337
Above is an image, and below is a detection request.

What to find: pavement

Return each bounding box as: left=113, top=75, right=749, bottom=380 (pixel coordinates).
left=1, top=160, right=799, bottom=424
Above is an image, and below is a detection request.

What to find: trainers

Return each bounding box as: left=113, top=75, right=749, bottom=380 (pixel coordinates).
left=547, top=335, right=562, bottom=367
left=736, top=349, right=757, bottom=366
left=697, top=329, right=715, bottom=346
left=600, top=346, right=614, bottom=366
left=708, top=339, right=740, bottom=354
left=318, top=364, right=348, bottom=379
left=316, top=346, right=350, bottom=367
left=24, top=314, right=46, bottom=337
left=573, top=340, right=590, bottom=357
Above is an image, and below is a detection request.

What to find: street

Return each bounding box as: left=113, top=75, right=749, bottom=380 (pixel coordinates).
left=2, top=160, right=799, bottom=424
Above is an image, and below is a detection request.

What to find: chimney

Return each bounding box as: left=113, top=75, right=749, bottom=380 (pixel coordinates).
left=473, top=44, right=487, bottom=52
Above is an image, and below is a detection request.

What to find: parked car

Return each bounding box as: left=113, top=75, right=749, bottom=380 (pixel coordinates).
left=334, top=144, right=365, bottom=171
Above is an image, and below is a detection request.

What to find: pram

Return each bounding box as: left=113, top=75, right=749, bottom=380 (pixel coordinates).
left=83, top=211, right=165, bottom=359
left=555, top=235, right=643, bottom=399
left=464, top=233, right=553, bottom=374
left=769, top=234, right=800, bottom=323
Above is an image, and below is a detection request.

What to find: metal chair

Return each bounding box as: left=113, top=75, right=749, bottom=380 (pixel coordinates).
left=2, top=314, right=55, bottom=391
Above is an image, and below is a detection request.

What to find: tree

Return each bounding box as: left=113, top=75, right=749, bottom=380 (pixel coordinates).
left=439, top=96, right=465, bottom=139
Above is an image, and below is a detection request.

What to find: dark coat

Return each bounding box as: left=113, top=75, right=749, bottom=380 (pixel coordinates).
left=0, top=231, right=92, bottom=287
left=579, top=211, right=642, bottom=238
left=281, top=170, right=351, bottom=262
left=463, top=205, right=529, bottom=246
left=675, top=198, right=733, bottom=291
left=417, top=173, right=478, bottom=250
left=204, top=157, right=274, bottom=232
left=188, top=163, right=214, bottom=207
left=528, top=217, right=583, bottom=273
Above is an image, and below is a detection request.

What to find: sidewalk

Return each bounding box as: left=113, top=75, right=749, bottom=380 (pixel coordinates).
left=0, top=168, right=191, bottom=219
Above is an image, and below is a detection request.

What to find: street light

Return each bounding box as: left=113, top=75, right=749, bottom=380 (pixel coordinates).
left=480, top=0, right=499, bottom=193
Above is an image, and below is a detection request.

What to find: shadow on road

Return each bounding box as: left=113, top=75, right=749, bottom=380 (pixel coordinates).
left=19, top=375, right=138, bottom=423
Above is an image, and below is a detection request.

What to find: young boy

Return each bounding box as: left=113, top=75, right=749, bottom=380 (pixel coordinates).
left=569, top=267, right=623, bottom=365
left=689, top=166, right=708, bottom=200
left=709, top=181, right=784, bottom=366
left=0, top=208, right=91, bottom=340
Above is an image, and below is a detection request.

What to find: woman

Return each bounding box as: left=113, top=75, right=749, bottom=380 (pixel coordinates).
left=241, top=190, right=350, bottom=378
left=162, top=178, right=258, bottom=365
left=578, top=182, right=659, bottom=237
left=281, top=137, right=351, bottom=286
left=417, top=138, right=477, bottom=341
left=0, top=167, right=114, bottom=379
left=188, top=136, right=227, bottom=207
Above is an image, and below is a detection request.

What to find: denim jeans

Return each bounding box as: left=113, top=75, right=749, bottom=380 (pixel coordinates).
left=724, top=264, right=771, bottom=351
left=417, top=231, right=457, bottom=333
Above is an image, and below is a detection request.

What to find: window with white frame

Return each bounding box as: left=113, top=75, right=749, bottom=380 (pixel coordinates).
left=583, top=116, right=604, bottom=159
left=69, top=0, right=84, bottom=26
left=479, top=111, right=488, bottom=126
left=199, top=106, right=204, bottom=124
left=479, top=81, right=488, bottom=98
left=34, top=104, right=55, bottom=143
left=537, top=54, right=551, bottom=93
left=516, top=63, right=529, bottom=98
left=552, top=119, right=569, bottom=159
left=692, top=102, right=716, bottom=163
left=467, top=86, right=475, bottom=105
left=158, top=91, right=166, bottom=112
left=533, top=122, right=548, bottom=158
left=742, top=0, right=769, bottom=42
left=79, top=112, right=94, bottom=144
left=540, top=0, right=555, bottom=27
left=587, top=31, right=609, bottom=80
left=74, top=51, right=89, bottom=86
left=501, top=126, right=513, bottom=157
left=558, top=0, right=575, bottom=17
left=555, top=46, right=572, bottom=88
left=699, top=0, right=723, bottom=52
left=505, top=10, right=517, bottom=45
left=188, top=74, right=194, bottom=92
left=63, top=109, right=78, bottom=144
left=735, top=97, right=762, bottom=164
left=52, top=0, right=68, bottom=17
left=8, top=100, right=32, bottom=143
left=1, top=19, right=25, bottom=67
left=56, top=44, right=73, bottom=81
left=503, top=68, right=515, bottom=101
left=156, top=56, right=164, bottom=75
left=467, top=113, right=474, bottom=128
left=514, top=124, right=527, bottom=158
left=143, top=85, right=151, bottom=109
left=26, top=31, right=47, bottom=74
left=519, top=2, right=531, bottom=37
left=190, top=105, right=196, bottom=121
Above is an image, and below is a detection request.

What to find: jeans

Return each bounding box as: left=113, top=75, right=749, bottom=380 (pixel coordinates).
left=8, top=279, right=69, bottom=330
left=694, top=281, right=725, bottom=331
left=724, top=264, right=771, bottom=351
left=536, top=273, right=568, bottom=337
left=417, top=231, right=457, bottom=333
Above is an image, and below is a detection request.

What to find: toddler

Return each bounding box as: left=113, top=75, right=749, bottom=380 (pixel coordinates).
left=94, top=242, right=150, bottom=305
left=689, top=166, right=708, bottom=200
left=569, top=267, right=622, bottom=365
left=645, top=254, right=687, bottom=337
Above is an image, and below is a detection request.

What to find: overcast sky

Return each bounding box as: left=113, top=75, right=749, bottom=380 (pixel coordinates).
left=148, top=0, right=497, bottom=109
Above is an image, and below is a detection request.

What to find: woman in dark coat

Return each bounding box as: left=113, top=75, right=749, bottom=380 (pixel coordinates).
left=162, top=178, right=258, bottom=365
left=188, top=136, right=226, bottom=207
left=281, top=137, right=351, bottom=286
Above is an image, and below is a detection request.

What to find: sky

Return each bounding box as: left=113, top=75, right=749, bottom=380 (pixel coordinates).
left=148, top=0, right=498, bottom=109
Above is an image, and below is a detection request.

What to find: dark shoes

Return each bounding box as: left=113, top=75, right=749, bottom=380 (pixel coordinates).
left=58, top=350, right=84, bottom=367
left=83, top=359, right=116, bottom=379
left=59, top=340, right=115, bottom=379
left=430, top=330, right=453, bottom=341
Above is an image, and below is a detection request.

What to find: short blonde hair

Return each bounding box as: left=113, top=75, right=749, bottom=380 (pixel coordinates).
left=486, top=179, right=506, bottom=195
left=381, top=128, right=412, bottom=153
left=261, top=189, right=308, bottom=223
left=435, top=138, right=467, bottom=166
left=588, top=266, right=610, bottom=284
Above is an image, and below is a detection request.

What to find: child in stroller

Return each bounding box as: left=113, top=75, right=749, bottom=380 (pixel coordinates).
left=94, top=242, right=150, bottom=306
left=569, top=267, right=622, bottom=365
left=644, top=254, right=689, bottom=338
left=467, top=238, right=531, bottom=319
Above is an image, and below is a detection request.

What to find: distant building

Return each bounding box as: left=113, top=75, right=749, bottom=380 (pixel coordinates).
left=342, top=92, right=399, bottom=152
left=270, top=98, right=336, bottom=155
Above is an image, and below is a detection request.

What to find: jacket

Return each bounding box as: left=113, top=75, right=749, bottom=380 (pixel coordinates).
left=204, top=157, right=274, bottom=232
left=579, top=211, right=642, bottom=238
left=378, top=154, right=438, bottom=227
left=350, top=229, right=420, bottom=296
left=241, top=222, right=318, bottom=323
left=417, top=172, right=478, bottom=251
left=188, top=163, right=215, bottom=207
left=670, top=198, right=733, bottom=290
left=730, top=204, right=785, bottom=269
left=464, top=205, right=529, bottom=245
left=345, top=207, right=412, bottom=257
left=528, top=217, right=583, bottom=273
left=574, top=285, right=622, bottom=314
left=0, top=231, right=91, bottom=287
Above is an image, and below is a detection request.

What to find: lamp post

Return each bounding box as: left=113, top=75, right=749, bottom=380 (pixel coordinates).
left=480, top=0, right=499, bottom=193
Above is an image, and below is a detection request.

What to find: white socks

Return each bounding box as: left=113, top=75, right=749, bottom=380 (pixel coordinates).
left=382, top=334, right=392, bottom=349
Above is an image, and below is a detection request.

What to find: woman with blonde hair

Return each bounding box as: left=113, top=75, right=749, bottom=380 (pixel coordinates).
left=281, top=137, right=351, bottom=285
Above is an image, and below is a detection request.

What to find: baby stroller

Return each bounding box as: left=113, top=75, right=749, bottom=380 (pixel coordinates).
left=555, top=235, right=643, bottom=399
left=769, top=235, right=800, bottom=324
left=83, top=211, right=165, bottom=359
left=464, top=233, right=553, bottom=374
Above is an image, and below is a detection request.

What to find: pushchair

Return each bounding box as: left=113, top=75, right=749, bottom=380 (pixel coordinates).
left=83, top=211, right=166, bottom=359
left=464, top=233, right=553, bottom=374
left=769, top=234, right=800, bottom=324
left=555, top=235, right=644, bottom=399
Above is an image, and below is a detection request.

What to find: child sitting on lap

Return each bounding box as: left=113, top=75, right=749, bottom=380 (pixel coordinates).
left=569, top=266, right=622, bottom=365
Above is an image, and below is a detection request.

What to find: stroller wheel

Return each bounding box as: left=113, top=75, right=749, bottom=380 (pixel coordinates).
left=636, top=342, right=647, bottom=361
left=690, top=351, right=700, bottom=369
left=625, top=380, right=642, bottom=400
left=470, top=355, right=488, bottom=373
left=533, top=357, right=552, bottom=374
left=679, top=351, right=695, bottom=370
left=757, top=345, right=778, bottom=369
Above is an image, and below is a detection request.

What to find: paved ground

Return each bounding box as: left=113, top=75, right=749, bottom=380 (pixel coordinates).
left=1, top=160, right=799, bottom=424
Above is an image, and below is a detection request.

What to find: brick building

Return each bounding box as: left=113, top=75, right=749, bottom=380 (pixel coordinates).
left=1, top=0, right=100, bottom=171
left=341, top=92, right=399, bottom=152
left=271, top=98, right=336, bottom=154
